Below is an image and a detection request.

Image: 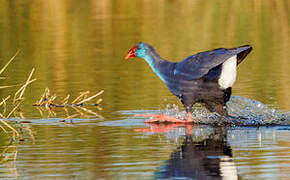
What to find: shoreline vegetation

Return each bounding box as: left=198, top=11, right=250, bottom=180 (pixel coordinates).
left=0, top=52, right=104, bottom=140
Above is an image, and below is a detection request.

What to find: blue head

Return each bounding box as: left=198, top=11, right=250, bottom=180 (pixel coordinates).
left=125, top=42, right=149, bottom=59
left=125, top=42, right=166, bottom=82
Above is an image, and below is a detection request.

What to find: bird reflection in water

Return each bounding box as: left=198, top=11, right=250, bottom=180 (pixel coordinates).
left=136, top=125, right=238, bottom=179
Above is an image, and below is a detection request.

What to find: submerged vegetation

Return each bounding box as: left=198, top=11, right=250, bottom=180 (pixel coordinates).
left=0, top=51, right=25, bottom=140
left=33, top=88, right=103, bottom=108
left=0, top=52, right=104, bottom=140
left=33, top=88, right=104, bottom=122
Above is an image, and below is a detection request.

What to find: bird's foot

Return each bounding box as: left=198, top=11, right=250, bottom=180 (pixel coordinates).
left=134, top=112, right=194, bottom=124
left=134, top=114, right=185, bottom=123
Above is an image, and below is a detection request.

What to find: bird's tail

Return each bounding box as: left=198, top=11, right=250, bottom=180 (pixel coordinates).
left=236, top=45, right=252, bottom=65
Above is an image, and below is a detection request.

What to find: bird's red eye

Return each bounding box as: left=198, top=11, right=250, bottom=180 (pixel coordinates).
left=136, top=46, right=141, bottom=50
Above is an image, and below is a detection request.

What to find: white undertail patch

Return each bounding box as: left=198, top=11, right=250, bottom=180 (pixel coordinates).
left=218, top=55, right=237, bottom=89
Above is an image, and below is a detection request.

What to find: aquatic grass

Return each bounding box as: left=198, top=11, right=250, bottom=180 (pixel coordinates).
left=34, top=88, right=104, bottom=107
left=0, top=51, right=104, bottom=139
left=71, top=91, right=90, bottom=104
left=74, top=106, right=104, bottom=119
left=0, top=119, right=20, bottom=140
left=0, top=52, right=22, bottom=140
left=61, top=94, right=70, bottom=105
left=75, top=90, right=104, bottom=105
left=0, top=51, right=37, bottom=140
left=33, top=88, right=104, bottom=121
left=13, top=68, right=36, bottom=104
left=0, top=50, right=19, bottom=78
left=0, top=96, right=11, bottom=116
left=0, top=67, right=36, bottom=139
left=0, top=52, right=20, bottom=89
left=0, top=142, right=19, bottom=178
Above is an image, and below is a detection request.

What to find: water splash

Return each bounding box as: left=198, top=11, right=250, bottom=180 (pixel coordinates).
left=226, top=96, right=289, bottom=125
left=161, top=96, right=289, bottom=126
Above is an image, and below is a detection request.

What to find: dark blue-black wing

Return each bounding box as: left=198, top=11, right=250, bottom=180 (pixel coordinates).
left=174, top=45, right=252, bottom=80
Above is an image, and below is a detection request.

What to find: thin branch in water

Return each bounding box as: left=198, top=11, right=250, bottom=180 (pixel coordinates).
left=0, top=124, right=8, bottom=134
left=36, top=107, right=44, bottom=117
left=0, top=84, right=20, bottom=89
left=77, top=106, right=104, bottom=119
left=6, top=103, right=21, bottom=119
left=47, top=108, right=56, bottom=118
left=0, top=119, right=20, bottom=140
left=96, top=98, right=103, bottom=104
left=0, top=95, right=10, bottom=106
left=63, top=114, right=79, bottom=121
left=0, top=50, right=20, bottom=76
left=0, top=96, right=10, bottom=115
left=37, top=88, right=50, bottom=105
left=13, top=68, right=36, bottom=103
left=71, top=91, right=90, bottom=104
left=61, top=94, right=70, bottom=105
left=77, top=90, right=104, bottom=104
left=72, top=106, right=84, bottom=116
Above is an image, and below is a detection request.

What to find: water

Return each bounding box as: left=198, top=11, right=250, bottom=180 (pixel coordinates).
left=0, top=0, right=289, bottom=179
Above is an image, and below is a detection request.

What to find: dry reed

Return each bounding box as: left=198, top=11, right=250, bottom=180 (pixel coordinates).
left=0, top=51, right=104, bottom=140
left=0, top=51, right=36, bottom=140
left=34, top=88, right=104, bottom=121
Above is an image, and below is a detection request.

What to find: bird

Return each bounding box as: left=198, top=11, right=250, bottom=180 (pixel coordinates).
left=125, top=42, right=252, bottom=123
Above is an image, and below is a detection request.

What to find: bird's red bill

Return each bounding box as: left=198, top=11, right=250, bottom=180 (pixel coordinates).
left=125, top=43, right=138, bottom=59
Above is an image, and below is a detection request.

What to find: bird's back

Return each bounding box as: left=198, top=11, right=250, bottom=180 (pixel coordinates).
left=173, top=45, right=252, bottom=81
left=159, top=45, right=252, bottom=100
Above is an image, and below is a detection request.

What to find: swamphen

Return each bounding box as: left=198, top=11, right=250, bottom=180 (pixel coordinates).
left=125, top=42, right=252, bottom=123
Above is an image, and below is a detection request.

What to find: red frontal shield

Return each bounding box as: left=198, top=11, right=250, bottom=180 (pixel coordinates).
left=125, top=43, right=138, bottom=59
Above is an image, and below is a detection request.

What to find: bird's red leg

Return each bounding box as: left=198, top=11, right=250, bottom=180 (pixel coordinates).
left=186, top=112, right=193, bottom=123
left=185, top=112, right=193, bottom=135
